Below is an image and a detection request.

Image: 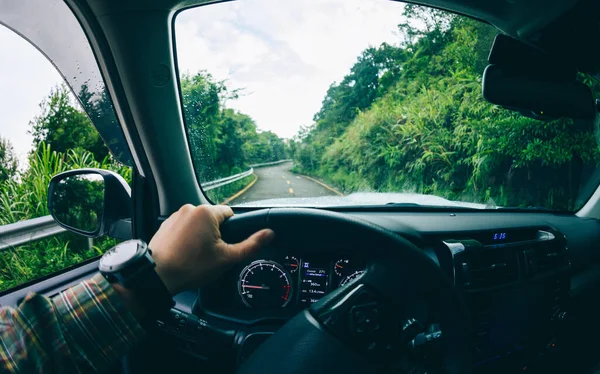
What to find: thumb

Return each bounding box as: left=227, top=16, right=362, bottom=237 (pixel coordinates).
left=223, top=229, right=275, bottom=262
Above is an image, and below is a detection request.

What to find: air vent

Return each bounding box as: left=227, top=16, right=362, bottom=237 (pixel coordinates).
left=451, top=246, right=519, bottom=289
left=522, top=244, right=567, bottom=277
left=443, top=229, right=564, bottom=289
left=467, top=249, right=519, bottom=288
left=468, top=295, right=493, bottom=354
left=537, top=248, right=564, bottom=274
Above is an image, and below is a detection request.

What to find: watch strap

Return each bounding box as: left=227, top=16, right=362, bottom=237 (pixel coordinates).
left=130, top=253, right=176, bottom=321
left=100, top=240, right=175, bottom=325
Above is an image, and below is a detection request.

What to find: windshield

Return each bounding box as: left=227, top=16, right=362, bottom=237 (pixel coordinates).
left=175, top=0, right=600, bottom=211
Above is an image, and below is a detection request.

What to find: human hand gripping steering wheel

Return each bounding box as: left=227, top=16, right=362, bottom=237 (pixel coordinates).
left=150, top=204, right=275, bottom=295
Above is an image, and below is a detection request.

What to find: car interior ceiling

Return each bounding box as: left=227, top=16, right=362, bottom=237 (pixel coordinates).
left=4, top=0, right=600, bottom=373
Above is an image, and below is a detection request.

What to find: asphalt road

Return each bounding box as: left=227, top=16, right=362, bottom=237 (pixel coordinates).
left=235, top=162, right=337, bottom=204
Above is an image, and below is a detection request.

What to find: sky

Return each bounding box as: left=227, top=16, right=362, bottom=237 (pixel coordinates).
left=0, top=0, right=405, bottom=167
left=175, top=0, right=405, bottom=139
left=0, top=26, right=63, bottom=167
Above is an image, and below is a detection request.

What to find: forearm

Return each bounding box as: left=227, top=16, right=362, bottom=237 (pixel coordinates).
left=0, top=274, right=145, bottom=373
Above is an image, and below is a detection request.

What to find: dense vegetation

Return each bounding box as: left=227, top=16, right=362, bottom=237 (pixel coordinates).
left=290, top=6, right=600, bottom=211
left=0, top=84, right=131, bottom=290
left=0, top=143, right=127, bottom=291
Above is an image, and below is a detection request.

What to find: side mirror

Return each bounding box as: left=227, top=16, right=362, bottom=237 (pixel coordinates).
left=48, top=169, right=132, bottom=239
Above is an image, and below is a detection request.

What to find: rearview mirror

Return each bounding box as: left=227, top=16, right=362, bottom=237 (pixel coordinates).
left=482, top=34, right=597, bottom=120
left=48, top=169, right=132, bottom=239
left=482, top=65, right=597, bottom=120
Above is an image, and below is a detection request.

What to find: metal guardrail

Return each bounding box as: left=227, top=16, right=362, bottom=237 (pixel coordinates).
left=201, top=168, right=254, bottom=191
left=0, top=160, right=290, bottom=251
left=249, top=159, right=292, bottom=168
left=0, top=216, right=67, bottom=252
left=200, top=159, right=291, bottom=190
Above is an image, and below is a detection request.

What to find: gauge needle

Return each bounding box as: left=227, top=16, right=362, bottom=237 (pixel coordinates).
left=243, top=285, right=271, bottom=290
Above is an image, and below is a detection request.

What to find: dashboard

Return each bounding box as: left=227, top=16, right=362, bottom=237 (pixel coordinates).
left=4, top=210, right=600, bottom=374
left=192, top=211, right=583, bottom=373
left=200, top=253, right=366, bottom=321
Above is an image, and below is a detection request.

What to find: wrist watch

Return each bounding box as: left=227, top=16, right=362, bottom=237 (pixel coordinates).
left=99, top=239, right=175, bottom=320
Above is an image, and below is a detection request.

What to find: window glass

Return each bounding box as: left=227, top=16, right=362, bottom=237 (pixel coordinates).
left=0, top=0, right=133, bottom=167
left=176, top=0, right=600, bottom=211
left=0, top=24, right=129, bottom=292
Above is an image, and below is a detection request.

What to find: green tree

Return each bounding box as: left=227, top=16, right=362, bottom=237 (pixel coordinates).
left=181, top=72, right=226, bottom=181
left=218, top=109, right=257, bottom=172
left=29, top=84, right=109, bottom=162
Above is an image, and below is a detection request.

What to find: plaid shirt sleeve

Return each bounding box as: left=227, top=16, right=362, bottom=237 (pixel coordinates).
left=0, top=273, right=146, bottom=373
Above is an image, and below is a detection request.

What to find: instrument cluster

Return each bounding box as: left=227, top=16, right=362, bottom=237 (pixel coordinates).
left=237, top=255, right=365, bottom=309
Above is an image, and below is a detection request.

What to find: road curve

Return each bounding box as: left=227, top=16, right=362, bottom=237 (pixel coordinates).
left=235, top=162, right=337, bottom=204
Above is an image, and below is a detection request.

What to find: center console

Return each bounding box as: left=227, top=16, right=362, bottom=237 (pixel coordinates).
left=436, top=228, right=570, bottom=372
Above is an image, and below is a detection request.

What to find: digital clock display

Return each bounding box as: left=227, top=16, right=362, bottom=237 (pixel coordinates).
left=493, top=232, right=507, bottom=240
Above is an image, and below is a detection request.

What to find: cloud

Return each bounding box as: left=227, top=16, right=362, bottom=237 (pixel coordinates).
left=175, top=0, right=405, bottom=138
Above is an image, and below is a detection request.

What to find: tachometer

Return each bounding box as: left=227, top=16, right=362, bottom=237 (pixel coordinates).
left=238, top=260, right=292, bottom=308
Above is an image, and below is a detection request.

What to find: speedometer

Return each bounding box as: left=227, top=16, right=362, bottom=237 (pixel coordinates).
left=238, top=260, right=292, bottom=308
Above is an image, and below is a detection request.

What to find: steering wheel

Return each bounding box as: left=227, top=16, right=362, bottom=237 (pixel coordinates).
left=221, top=208, right=472, bottom=374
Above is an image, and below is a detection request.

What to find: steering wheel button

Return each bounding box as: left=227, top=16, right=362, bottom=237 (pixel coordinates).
left=351, top=304, right=380, bottom=335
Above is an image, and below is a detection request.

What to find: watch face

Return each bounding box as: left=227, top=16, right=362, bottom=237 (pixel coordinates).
left=100, top=241, right=141, bottom=270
